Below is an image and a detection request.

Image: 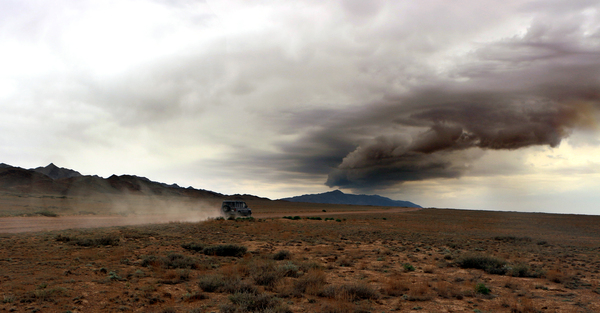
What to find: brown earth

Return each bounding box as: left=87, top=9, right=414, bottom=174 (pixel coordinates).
left=1, top=196, right=600, bottom=313
left=0, top=207, right=419, bottom=234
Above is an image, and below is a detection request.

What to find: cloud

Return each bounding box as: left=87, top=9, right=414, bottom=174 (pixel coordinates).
left=319, top=15, right=600, bottom=190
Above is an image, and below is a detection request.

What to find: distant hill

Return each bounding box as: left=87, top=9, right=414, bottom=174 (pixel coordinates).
left=280, top=190, right=421, bottom=208
left=0, top=163, right=223, bottom=200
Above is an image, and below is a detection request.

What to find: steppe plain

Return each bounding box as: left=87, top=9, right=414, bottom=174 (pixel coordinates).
left=1, top=193, right=599, bottom=313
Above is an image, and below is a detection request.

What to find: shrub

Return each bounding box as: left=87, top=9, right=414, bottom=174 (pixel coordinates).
left=294, top=269, right=327, bottom=295
left=320, top=284, right=379, bottom=301
left=382, top=274, right=410, bottom=296
left=273, top=250, right=292, bottom=261
left=71, top=235, right=120, bottom=247
left=493, top=236, right=532, bottom=243
left=55, top=234, right=71, bottom=242
left=29, top=287, right=67, bottom=301
left=475, top=283, right=490, bottom=295
left=163, top=253, right=198, bottom=269
left=203, top=245, right=247, bottom=257
left=307, top=216, right=323, bottom=220
left=456, top=254, right=507, bottom=275
left=198, top=274, right=257, bottom=294
left=235, top=217, right=255, bottom=221
left=509, top=263, right=539, bottom=278
left=278, top=262, right=300, bottom=278
left=252, top=263, right=284, bottom=287
left=181, top=242, right=204, bottom=252
left=335, top=219, right=342, bottom=222
left=36, top=210, right=58, bottom=217
left=198, top=274, right=226, bottom=292
left=182, top=291, right=208, bottom=302
left=221, top=292, right=291, bottom=313
left=140, top=254, right=199, bottom=269
left=403, top=263, right=415, bottom=272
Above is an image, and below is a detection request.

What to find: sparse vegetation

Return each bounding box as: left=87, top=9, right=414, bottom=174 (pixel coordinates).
left=456, top=254, right=507, bottom=275
left=202, top=244, right=247, bottom=257
left=1, top=204, right=600, bottom=312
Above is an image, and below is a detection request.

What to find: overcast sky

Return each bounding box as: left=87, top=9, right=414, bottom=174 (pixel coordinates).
left=2, top=0, right=600, bottom=214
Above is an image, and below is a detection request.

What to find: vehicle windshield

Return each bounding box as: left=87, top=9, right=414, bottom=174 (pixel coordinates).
left=224, top=201, right=247, bottom=208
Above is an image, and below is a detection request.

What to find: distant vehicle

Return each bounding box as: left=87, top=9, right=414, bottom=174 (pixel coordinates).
left=221, top=200, right=252, bottom=217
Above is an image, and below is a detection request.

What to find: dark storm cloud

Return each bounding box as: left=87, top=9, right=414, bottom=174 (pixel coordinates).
left=309, top=17, right=600, bottom=190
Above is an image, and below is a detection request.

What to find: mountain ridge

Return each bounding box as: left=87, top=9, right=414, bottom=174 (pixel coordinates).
left=0, top=163, right=224, bottom=200
left=279, top=190, right=421, bottom=208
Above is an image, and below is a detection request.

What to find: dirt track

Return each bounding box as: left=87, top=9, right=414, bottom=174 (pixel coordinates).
left=0, top=207, right=420, bottom=234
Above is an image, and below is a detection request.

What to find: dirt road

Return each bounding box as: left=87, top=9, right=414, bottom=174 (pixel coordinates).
left=0, top=207, right=420, bottom=234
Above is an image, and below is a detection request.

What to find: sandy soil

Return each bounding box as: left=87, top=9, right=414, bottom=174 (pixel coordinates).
left=0, top=207, right=420, bottom=233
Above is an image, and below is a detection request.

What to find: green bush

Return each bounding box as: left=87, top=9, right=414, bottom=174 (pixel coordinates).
left=198, top=275, right=257, bottom=294
left=456, top=254, right=507, bottom=275
left=475, top=283, right=490, bottom=295
left=203, top=244, right=247, bottom=257
left=198, top=274, right=226, bottom=292
left=140, top=254, right=199, bottom=269
left=221, top=292, right=291, bottom=313
left=493, top=236, right=532, bottom=243
left=278, top=262, right=300, bottom=278
left=306, top=216, right=322, bottom=220
left=403, top=263, right=415, bottom=271
left=163, top=253, right=198, bottom=269
left=181, top=242, right=204, bottom=252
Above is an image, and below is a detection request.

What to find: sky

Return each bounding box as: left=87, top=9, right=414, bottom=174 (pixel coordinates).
left=1, top=0, right=600, bottom=215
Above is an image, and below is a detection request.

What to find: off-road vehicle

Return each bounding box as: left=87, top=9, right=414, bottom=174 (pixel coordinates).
left=221, top=200, right=252, bottom=217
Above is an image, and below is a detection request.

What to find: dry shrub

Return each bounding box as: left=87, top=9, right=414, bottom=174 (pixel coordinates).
left=294, top=269, right=327, bottom=295
left=381, top=274, right=410, bottom=296
left=320, top=284, right=379, bottom=301
left=434, top=281, right=454, bottom=298
left=275, top=277, right=300, bottom=298
left=503, top=297, right=540, bottom=313
left=519, top=298, right=540, bottom=313
left=545, top=269, right=568, bottom=283
left=405, top=281, right=432, bottom=301
left=423, top=265, right=435, bottom=273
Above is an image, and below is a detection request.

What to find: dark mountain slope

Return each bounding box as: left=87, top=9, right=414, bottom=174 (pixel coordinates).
left=280, top=190, right=421, bottom=208
left=33, top=163, right=82, bottom=180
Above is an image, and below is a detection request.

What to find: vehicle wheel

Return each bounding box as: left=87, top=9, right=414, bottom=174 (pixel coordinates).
left=222, top=206, right=231, bottom=215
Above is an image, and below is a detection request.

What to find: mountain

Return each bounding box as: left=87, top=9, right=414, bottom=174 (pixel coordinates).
left=280, top=190, right=421, bottom=208
left=32, top=163, right=82, bottom=180
left=0, top=163, right=223, bottom=200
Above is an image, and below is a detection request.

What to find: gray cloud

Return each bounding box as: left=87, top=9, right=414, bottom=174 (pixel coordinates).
left=316, top=15, right=600, bottom=190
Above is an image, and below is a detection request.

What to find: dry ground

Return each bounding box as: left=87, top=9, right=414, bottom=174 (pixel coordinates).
left=1, top=200, right=600, bottom=312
